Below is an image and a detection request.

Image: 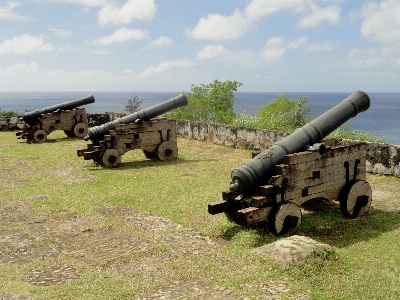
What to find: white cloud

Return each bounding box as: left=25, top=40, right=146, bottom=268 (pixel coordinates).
left=346, top=44, right=400, bottom=69
left=44, top=0, right=108, bottom=7
left=93, top=27, right=150, bottom=45
left=0, top=34, right=55, bottom=55
left=360, top=0, right=400, bottom=43
left=297, top=5, right=341, bottom=28
left=288, top=36, right=308, bottom=49
left=260, top=36, right=307, bottom=62
left=136, top=59, right=195, bottom=79
left=47, top=28, right=72, bottom=37
left=260, top=37, right=287, bottom=62
left=307, top=41, right=334, bottom=51
left=196, top=45, right=227, bottom=60
left=187, top=0, right=342, bottom=41
left=0, top=62, right=130, bottom=91
left=185, top=9, right=250, bottom=41
left=97, top=0, right=157, bottom=26
left=244, top=0, right=311, bottom=20
left=0, top=1, right=29, bottom=21
left=147, top=36, right=172, bottom=48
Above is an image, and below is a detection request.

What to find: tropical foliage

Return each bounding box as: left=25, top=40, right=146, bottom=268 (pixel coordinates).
left=165, top=79, right=242, bottom=124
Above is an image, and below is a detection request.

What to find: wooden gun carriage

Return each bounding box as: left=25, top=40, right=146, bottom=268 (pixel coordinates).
left=16, top=95, right=95, bottom=143
left=209, top=140, right=371, bottom=235
left=77, top=94, right=187, bottom=167
left=208, top=91, right=373, bottom=235
left=77, top=118, right=178, bottom=167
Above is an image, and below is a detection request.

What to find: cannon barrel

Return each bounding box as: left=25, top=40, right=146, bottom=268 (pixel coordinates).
left=84, top=93, right=188, bottom=141
left=22, top=95, right=95, bottom=124
left=230, top=90, right=371, bottom=194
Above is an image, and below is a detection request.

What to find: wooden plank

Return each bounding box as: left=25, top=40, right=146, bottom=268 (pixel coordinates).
left=284, top=177, right=348, bottom=200
left=237, top=206, right=272, bottom=225
left=290, top=187, right=342, bottom=206
left=272, top=159, right=367, bottom=185
left=282, top=143, right=366, bottom=164
left=276, top=153, right=366, bottom=176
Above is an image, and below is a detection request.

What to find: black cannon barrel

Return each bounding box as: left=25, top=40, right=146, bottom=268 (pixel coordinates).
left=84, top=93, right=188, bottom=141
left=22, top=95, right=95, bottom=124
left=230, top=90, right=371, bottom=194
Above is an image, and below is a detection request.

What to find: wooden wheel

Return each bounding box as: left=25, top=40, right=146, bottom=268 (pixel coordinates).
left=271, top=202, right=302, bottom=236
left=33, top=130, right=47, bottom=143
left=157, top=141, right=178, bottom=161
left=73, top=123, right=88, bottom=138
left=102, top=149, right=121, bottom=167
left=339, top=180, right=372, bottom=218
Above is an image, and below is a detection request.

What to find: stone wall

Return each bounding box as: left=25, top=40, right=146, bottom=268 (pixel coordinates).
left=175, top=120, right=400, bottom=178
left=2, top=114, right=399, bottom=178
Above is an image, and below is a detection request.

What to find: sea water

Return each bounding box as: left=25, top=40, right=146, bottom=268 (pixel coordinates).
left=1, top=91, right=399, bottom=145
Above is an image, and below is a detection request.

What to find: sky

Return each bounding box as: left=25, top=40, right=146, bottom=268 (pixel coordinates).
left=0, top=0, right=400, bottom=93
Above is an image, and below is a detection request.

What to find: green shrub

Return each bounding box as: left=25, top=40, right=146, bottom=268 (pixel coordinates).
left=164, top=79, right=242, bottom=124
left=0, top=108, right=19, bottom=117
left=329, top=123, right=386, bottom=143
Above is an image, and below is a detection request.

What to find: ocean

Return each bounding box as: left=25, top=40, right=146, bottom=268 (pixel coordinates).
left=1, top=91, right=399, bottom=146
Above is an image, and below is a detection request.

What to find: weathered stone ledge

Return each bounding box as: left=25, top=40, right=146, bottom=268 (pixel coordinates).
left=176, top=120, right=400, bottom=178
left=2, top=115, right=399, bottom=178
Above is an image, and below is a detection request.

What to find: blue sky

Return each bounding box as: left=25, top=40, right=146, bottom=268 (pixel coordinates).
left=0, top=0, right=399, bottom=92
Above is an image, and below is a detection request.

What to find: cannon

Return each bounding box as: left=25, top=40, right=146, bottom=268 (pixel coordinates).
left=77, top=94, right=188, bottom=167
left=16, top=95, right=95, bottom=143
left=208, top=90, right=372, bottom=235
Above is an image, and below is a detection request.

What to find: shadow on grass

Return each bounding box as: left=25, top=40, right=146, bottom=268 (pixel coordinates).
left=219, top=200, right=400, bottom=249
left=85, top=157, right=217, bottom=171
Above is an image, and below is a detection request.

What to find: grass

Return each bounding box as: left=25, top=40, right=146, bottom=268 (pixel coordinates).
left=1, top=130, right=400, bottom=299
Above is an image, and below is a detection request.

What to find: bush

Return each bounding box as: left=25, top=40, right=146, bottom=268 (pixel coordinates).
left=232, top=94, right=311, bottom=132
left=164, top=79, right=242, bottom=124
left=0, top=108, right=19, bottom=117
left=123, top=96, right=142, bottom=114
left=329, top=123, right=386, bottom=143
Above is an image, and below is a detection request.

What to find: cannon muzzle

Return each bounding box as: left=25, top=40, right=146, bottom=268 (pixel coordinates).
left=22, top=95, right=95, bottom=124
left=84, top=93, right=188, bottom=142
left=230, top=90, right=371, bottom=194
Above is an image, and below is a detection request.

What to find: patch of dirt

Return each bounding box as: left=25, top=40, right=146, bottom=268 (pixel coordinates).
left=155, top=231, right=218, bottom=255
left=97, top=204, right=138, bottom=217
left=126, top=213, right=182, bottom=232
left=136, top=278, right=247, bottom=300
left=27, top=217, right=94, bottom=236
left=240, top=281, right=290, bottom=300
left=55, top=226, right=155, bottom=261
left=65, top=175, right=98, bottom=184
left=0, top=246, right=59, bottom=264
left=0, top=205, right=31, bottom=225
left=0, top=233, right=37, bottom=250
left=26, top=265, right=80, bottom=287
left=370, top=181, right=400, bottom=213
left=0, top=292, right=33, bottom=300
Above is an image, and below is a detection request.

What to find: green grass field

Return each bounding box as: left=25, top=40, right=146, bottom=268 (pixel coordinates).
left=1, top=131, right=399, bottom=299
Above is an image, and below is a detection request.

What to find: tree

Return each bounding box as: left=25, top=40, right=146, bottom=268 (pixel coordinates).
left=254, top=94, right=311, bottom=132
left=123, top=96, right=143, bottom=114
left=165, top=79, right=242, bottom=124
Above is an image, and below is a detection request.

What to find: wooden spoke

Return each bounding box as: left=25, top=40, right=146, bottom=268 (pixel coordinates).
left=339, top=180, right=372, bottom=218
left=157, top=141, right=178, bottom=161
left=33, top=130, right=47, bottom=143
left=271, top=202, right=302, bottom=236
left=102, top=149, right=121, bottom=167
left=73, top=123, right=88, bottom=138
